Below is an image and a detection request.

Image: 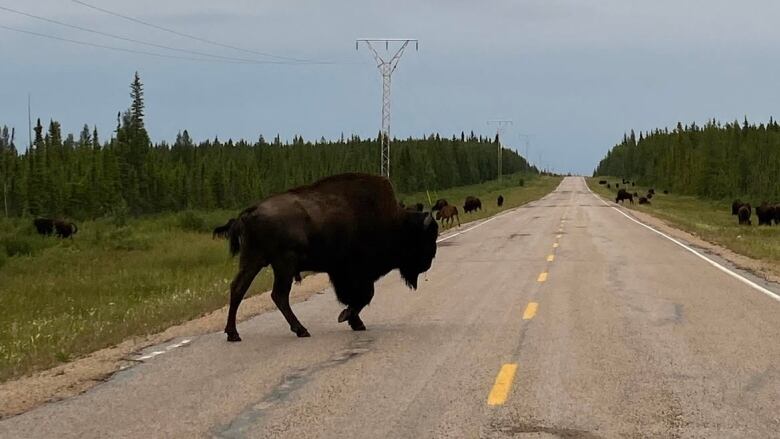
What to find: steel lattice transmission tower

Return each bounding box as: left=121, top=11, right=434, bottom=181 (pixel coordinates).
left=487, top=120, right=513, bottom=181
left=357, top=38, right=418, bottom=178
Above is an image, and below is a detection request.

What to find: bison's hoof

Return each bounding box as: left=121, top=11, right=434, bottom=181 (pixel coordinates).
left=226, top=333, right=242, bottom=342
left=337, top=308, right=353, bottom=323
left=349, top=321, right=366, bottom=331
left=295, top=328, right=311, bottom=338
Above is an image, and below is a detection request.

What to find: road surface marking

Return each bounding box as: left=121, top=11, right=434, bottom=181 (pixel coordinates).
left=487, top=363, right=518, bottom=406
left=584, top=179, right=780, bottom=303
left=553, top=242, right=559, bottom=248
left=556, top=234, right=563, bottom=239
left=522, top=302, right=539, bottom=320
left=138, top=351, right=166, bottom=361
left=547, top=254, right=554, bottom=262
left=537, top=272, right=548, bottom=282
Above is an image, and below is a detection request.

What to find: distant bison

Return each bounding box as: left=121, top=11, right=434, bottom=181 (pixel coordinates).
left=731, top=199, right=743, bottom=215
left=598, top=180, right=607, bottom=185
left=648, top=188, right=655, bottom=195
left=646, top=193, right=653, bottom=200
left=463, top=196, right=482, bottom=213
left=606, top=183, right=611, bottom=189
left=615, top=189, right=633, bottom=204
left=633, top=192, right=639, bottom=197
left=756, top=202, right=774, bottom=226
left=436, top=204, right=460, bottom=228
left=220, top=173, right=439, bottom=342
left=497, top=195, right=504, bottom=207
left=738, top=204, right=752, bottom=225
left=663, top=190, right=669, bottom=195
left=212, top=218, right=236, bottom=239
left=631, top=181, right=635, bottom=187
left=33, top=218, right=78, bottom=238
left=638, top=196, right=650, bottom=205
left=432, top=199, right=449, bottom=212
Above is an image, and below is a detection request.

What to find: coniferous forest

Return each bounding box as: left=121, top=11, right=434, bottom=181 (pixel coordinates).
left=0, top=73, right=535, bottom=219
left=595, top=119, right=780, bottom=201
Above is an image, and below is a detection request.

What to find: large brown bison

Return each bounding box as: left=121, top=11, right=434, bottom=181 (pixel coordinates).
left=221, top=173, right=439, bottom=342
left=436, top=204, right=460, bottom=228
left=463, top=196, right=482, bottom=213
left=33, top=218, right=78, bottom=238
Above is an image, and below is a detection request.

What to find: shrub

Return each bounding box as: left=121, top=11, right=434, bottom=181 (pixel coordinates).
left=177, top=211, right=208, bottom=233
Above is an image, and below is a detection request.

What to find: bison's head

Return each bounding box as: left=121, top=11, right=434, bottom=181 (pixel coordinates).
left=399, top=211, right=439, bottom=289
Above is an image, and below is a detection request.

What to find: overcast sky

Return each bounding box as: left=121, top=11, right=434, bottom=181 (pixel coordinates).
left=1, top=0, right=778, bottom=173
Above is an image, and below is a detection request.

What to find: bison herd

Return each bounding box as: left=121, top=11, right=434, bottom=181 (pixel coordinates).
left=600, top=180, right=659, bottom=206
left=731, top=200, right=780, bottom=226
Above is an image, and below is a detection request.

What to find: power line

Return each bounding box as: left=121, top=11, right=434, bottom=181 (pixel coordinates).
left=0, top=5, right=309, bottom=65
left=0, top=24, right=256, bottom=63
left=71, top=0, right=313, bottom=63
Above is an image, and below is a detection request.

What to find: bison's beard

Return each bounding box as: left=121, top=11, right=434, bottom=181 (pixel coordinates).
left=399, top=267, right=420, bottom=290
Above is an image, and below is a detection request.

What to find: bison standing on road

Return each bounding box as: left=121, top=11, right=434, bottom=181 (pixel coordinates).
left=221, top=173, right=439, bottom=342
left=463, top=196, right=482, bottom=213
left=33, top=218, right=78, bottom=238
left=497, top=195, right=504, bottom=207
left=738, top=204, right=752, bottom=225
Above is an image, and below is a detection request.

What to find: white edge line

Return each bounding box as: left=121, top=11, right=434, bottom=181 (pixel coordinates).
left=583, top=178, right=780, bottom=303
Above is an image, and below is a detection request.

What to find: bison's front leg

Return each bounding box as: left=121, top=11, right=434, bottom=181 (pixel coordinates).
left=337, top=282, right=374, bottom=331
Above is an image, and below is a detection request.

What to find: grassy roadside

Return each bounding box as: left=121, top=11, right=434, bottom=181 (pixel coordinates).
left=0, top=173, right=560, bottom=382
left=587, top=176, right=780, bottom=264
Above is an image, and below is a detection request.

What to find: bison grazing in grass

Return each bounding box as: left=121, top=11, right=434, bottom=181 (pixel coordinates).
left=598, top=180, right=607, bottom=185
left=436, top=204, right=460, bottom=228
left=756, top=202, right=774, bottom=226
left=615, top=189, right=633, bottom=204
left=220, top=173, right=439, bottom=342
left=738, top=204, right=752, bottom=225
left=497, top=195, right=504, bottom=207
left=463, top=196, right=482, bottom=213
left=638, top=196, right=650, bottom=205
left=33, top=218, right=78, bottom=238
left=731, top=199, right=743, bottom=215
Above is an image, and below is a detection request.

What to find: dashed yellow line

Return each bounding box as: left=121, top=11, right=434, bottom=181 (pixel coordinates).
left=537, top=272, right=548, bottom=282
left=556, top=234, right=563, bottom=239
left=547, top=254, right=554, bottom=262
left=522, top=302, right=539, bottom=320
left=487, top=363, right=518, bottom=406
left=553, top=242, right=559, bottom=248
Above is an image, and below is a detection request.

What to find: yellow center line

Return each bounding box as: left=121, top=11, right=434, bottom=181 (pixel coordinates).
left=556, top=234, right=562, bottom=239
left=553, top=242, right=559, bottom=248
left=547, top=254, right=554, bottom=262
left=487, top=363, right=518, bottom=406
left=522, top=302, right=539, bottom=320
left=537, top=272, right=548, bottom=282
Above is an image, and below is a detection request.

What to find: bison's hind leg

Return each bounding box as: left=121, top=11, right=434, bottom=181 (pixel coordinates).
left=225, top=256, right=265, bottom=342
left=271, top=256, right=310, bottom=338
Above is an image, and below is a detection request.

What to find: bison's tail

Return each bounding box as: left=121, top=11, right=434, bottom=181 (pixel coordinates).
left=228, top=217, right=243, bottom=257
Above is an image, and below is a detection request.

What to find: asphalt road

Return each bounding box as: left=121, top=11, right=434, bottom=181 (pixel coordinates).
left=1, top=177, right=778, bottom=438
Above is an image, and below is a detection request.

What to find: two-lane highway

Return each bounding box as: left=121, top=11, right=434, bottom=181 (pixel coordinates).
left=1, top=177, right=778, bottom=438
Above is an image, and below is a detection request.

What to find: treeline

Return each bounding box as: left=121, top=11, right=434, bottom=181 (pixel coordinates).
left=0, top=73, right=534, bottom=219
left=595, top=118, right=780, bottom=201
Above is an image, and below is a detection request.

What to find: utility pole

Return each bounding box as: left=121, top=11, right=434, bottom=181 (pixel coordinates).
left=518, top=133, right=533, bottom=169
left=356, top=38, right=418, bottom=178
left=487, top=120, right=512, bottom=181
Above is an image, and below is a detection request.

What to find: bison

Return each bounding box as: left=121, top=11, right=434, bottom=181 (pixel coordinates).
left=648, top=188, right=656, bottom=195
left=598, top=180, right=607, bottom=185
left=33, top=218, right=78, bottom=238
left=756, top=202, right=774, bottom=226
left=497, top=195, right=504, bottom=207
left=638, top=196, right=650, bottom=205
left=774, top=204, right=780, bottom=225
left=646, top=193, right=653, bottom=200
left=731, top=199, right=743, bottom=215
left=606, top=183, right=611, bottom=189
left=463, top=196, right=482, bottom=213
left=436, top=204, right=460, bottom=228
left=431, top=199, right=449, bottom=212
left=212, top=218, right=236, bottom=239
left=615, top=189, right=633, bottom=204
left=663, top=190, right=669, bottom=195
left=633, top=192, right=639, bottom=197
left=738, top=204, right=752, bottom=225
left=220, top=173, right=439, bottom=342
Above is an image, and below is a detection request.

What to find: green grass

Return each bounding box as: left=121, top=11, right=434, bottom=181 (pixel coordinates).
left=0, top=174, right=560, bottom=382
left=588, top=177, right=780, bottom=264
